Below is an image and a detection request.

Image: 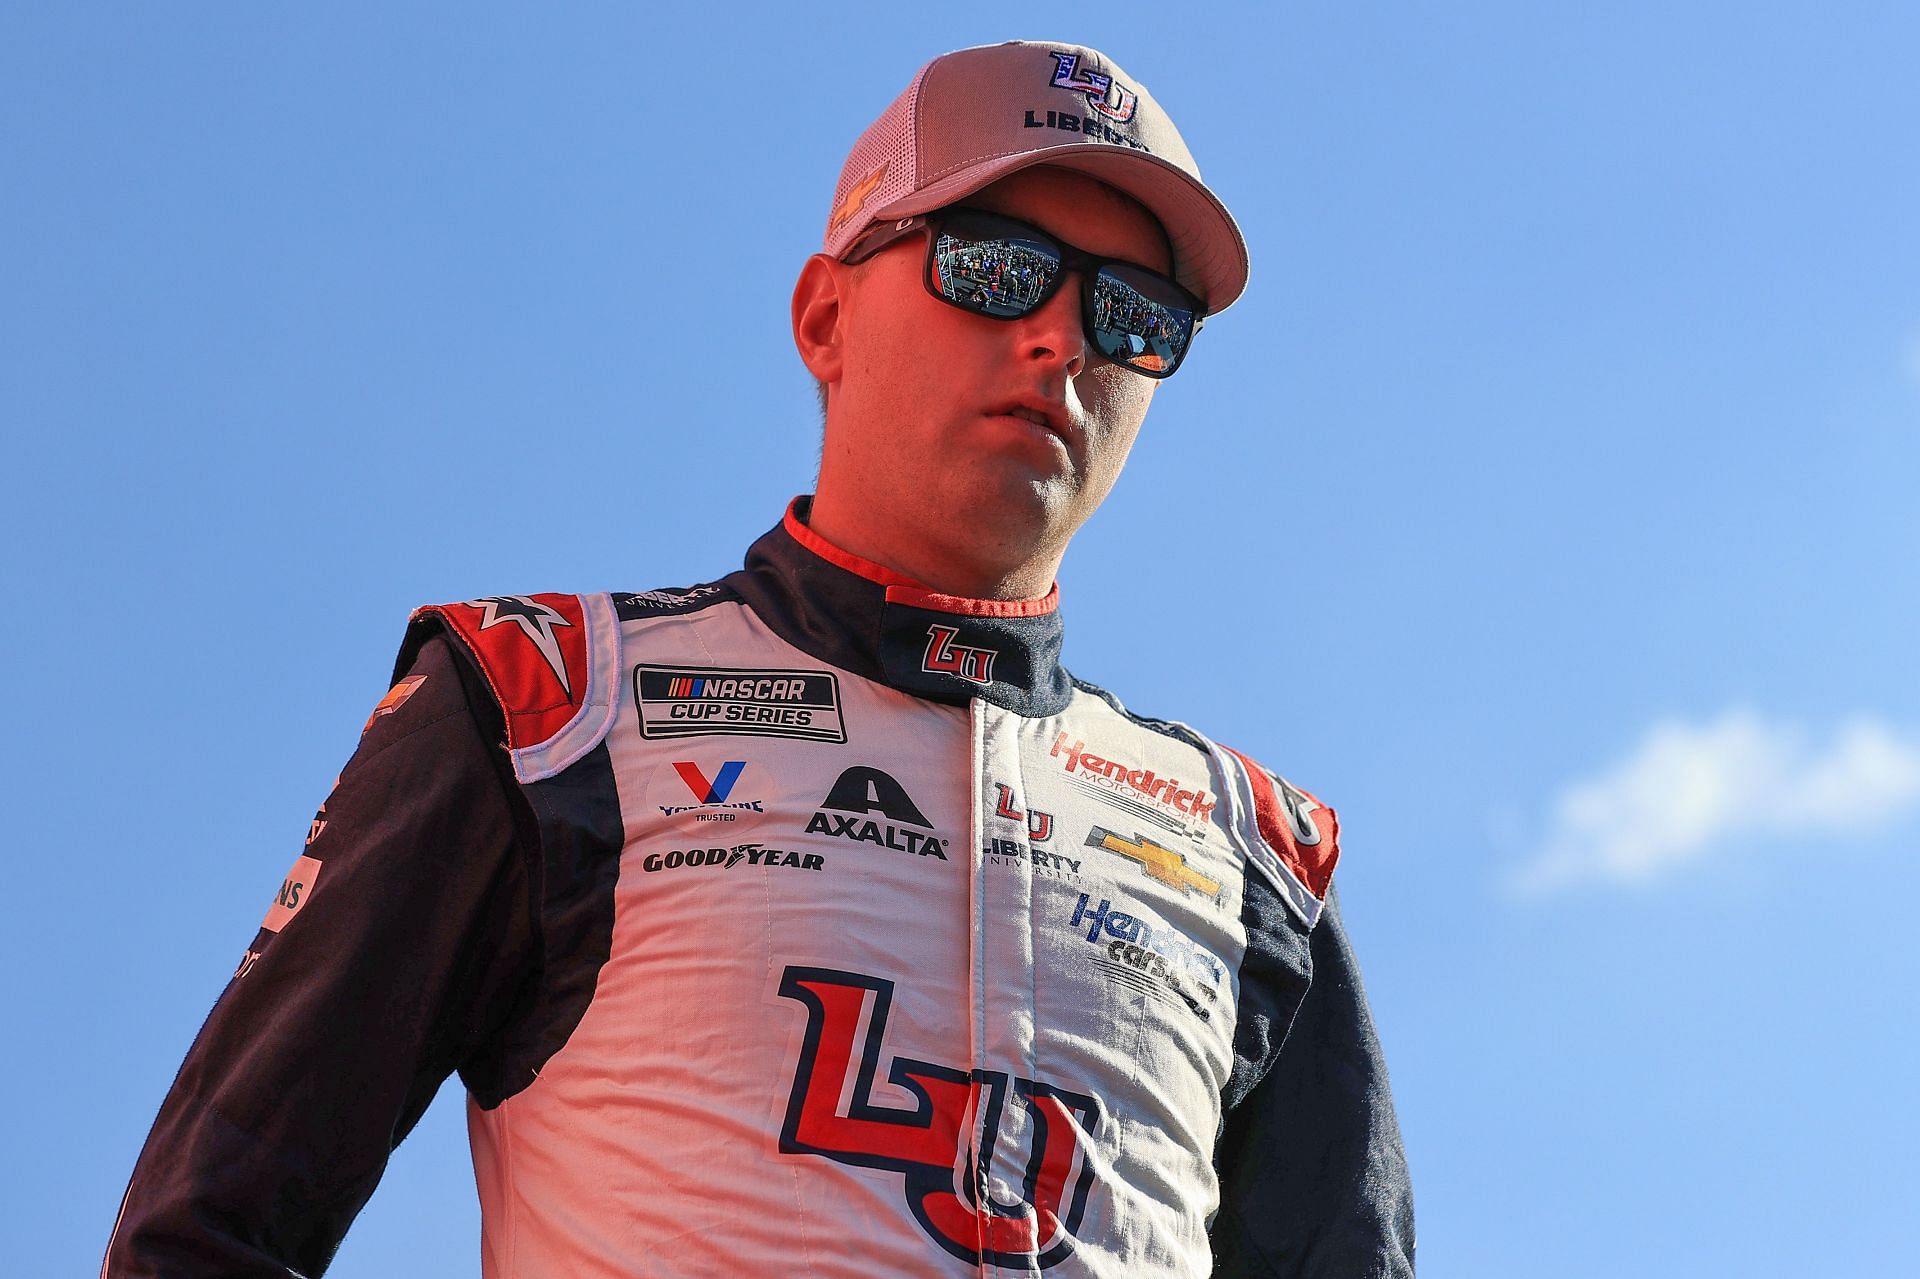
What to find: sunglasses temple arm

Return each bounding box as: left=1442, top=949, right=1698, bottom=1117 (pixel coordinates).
left=840, top=217, right=926, bottom=266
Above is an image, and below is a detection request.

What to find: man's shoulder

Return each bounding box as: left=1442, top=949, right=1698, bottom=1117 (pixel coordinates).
left=399, top=592, right=615, bottom=783
left=393, top=579, right=742, bottom=781
left=1068, top=673, right=1340, bottom=922
left=1067, top=673, right=1213, bottom=755
left=1068, top=673, right=1330, bottom=798
left=610, top=580, right=738, bottom=620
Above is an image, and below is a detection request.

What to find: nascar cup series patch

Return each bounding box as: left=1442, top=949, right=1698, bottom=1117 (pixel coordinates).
left=632, top=665, right=847, bottom=742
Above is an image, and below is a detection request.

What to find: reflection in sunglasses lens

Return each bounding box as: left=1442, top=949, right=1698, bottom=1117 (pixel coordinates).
left=1092, top=270, right=1189, bottom=374
left=934, top=232, right=1060, bottom=318
left=930, top=225, right=1194, bottom=376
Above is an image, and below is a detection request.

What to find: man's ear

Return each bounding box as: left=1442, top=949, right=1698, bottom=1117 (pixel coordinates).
left=791, top=254, right=850, bottom=387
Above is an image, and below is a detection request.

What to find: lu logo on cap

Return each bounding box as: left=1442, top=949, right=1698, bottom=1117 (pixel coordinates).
left=1048, top=51, right=1137, bottom=123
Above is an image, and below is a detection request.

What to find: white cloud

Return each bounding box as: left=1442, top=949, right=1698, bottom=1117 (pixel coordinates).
left=1510, top=710, right=1920, bottom=896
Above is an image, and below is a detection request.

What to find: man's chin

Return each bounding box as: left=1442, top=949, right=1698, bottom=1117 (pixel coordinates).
left=940, top=468, right=1083, bottom=550
left=973, top=425, right=1083, bottom=494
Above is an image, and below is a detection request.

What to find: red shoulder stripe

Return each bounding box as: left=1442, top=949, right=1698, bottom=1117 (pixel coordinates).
left=415, top=594, right=590, bottom=752
left=1222, top=745, right=1340, bottom=900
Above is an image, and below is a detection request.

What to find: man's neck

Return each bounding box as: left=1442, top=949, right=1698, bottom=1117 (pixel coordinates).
left=804, top=491, right=1062, bottom=602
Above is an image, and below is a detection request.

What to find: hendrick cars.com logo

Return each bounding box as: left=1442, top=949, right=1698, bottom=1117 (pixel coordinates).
left=633, top=665, right=847, bottom=742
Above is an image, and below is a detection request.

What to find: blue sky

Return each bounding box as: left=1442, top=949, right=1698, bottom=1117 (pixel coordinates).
left=5, top=4, right=1917, bottom=1274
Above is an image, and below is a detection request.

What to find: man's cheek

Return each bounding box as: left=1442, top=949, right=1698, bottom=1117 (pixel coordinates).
left=1074, top=369, right=1153, bottom=440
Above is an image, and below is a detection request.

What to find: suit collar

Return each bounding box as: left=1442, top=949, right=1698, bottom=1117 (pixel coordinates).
left=729, top=498, right=1073, bottom=716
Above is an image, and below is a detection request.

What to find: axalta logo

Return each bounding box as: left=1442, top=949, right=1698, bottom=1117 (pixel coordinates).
left=1048, top=732, right=1216, bottom=828
left=921, top=624, right=997, bottom=685
left=804, top=766, right=949, bottom=860
left=658, top=760, right=765, bottom=822
left=779, top=967, right=1100, bottom=1268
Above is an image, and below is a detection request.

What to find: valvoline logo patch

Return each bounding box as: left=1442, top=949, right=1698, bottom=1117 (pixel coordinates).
left=653, top=759, right=767, bottom=825
left=675, top=760, right=744, bottom=805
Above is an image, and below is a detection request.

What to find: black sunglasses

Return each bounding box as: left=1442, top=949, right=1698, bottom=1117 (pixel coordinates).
left=843, top=208, right=1206, bottom=379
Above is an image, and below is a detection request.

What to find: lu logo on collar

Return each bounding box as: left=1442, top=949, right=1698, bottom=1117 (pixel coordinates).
left=921, top=624, right=996, bottom=685
left=729, top=499, right=1075, bottom=717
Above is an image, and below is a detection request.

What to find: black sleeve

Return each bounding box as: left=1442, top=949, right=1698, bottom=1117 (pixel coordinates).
left=102, top=635, right=536, bottom=1278
left=1211, top=885, right=1416, bottom=1277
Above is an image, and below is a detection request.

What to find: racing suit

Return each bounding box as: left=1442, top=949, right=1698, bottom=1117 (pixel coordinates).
left=104, top=498, right=1414, bottom=1277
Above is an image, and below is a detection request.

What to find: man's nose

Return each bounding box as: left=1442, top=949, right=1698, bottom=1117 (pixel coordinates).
left=1014, top=274, right=1088, bottom=378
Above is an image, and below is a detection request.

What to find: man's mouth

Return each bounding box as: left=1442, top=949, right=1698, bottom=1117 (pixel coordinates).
left=992, top=400, right=1072, bottom=442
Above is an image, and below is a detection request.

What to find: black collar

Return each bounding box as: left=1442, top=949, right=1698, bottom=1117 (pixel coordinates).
left=725, top=497, right=1073, bottom=717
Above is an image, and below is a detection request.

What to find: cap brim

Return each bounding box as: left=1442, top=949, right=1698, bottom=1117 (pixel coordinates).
left=865, top=145, right=1249, bottom=314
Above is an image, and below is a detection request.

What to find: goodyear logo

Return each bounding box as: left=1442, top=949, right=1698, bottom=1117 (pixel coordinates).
left=634, top=664, right=847, bottom=742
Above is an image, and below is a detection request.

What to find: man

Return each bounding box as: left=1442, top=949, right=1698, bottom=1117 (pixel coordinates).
left=105, top=40, right=1413, bottom=1277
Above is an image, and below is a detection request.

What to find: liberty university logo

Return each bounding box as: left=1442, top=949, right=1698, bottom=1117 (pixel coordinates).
left=778, top=967, right=1101, bottom=1268
left=1048, top=51, right=1139, bottom=124
left=922, top=624, right=998, bottom=685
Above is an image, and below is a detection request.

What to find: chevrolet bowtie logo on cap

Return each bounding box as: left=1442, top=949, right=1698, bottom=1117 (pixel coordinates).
left=821, top=39, right=1249, bottom=314
left=828, top=161, right=889, bottom=231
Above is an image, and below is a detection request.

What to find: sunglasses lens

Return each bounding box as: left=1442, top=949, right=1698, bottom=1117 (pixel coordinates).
left=1090, top=263, right=1196, bottom=376
left=923, top=210, right=1200, bottom=378
left=931, top=223, right=1061, bottom=318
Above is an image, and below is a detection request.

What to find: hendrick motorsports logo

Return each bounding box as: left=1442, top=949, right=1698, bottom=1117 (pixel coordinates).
left=635, top=664, right=847, bottom=742
left=1047, top=732, right=1215, bottom=833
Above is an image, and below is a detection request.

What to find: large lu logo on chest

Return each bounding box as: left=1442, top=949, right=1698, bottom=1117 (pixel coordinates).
left=777, top=967, right=1101, bottom=1268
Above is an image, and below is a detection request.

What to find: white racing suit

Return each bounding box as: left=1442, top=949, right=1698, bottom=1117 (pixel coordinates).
left=105, top=499, right=1414, bottom=1277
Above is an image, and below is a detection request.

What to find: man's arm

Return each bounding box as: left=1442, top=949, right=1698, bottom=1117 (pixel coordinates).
left=102, top=635, right=534, bottom=1278
left=1212, top=886, right=1416, bottom=1277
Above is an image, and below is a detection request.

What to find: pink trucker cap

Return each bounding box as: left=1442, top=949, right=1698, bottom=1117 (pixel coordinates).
left=823, top=41, right=1249, bottom=313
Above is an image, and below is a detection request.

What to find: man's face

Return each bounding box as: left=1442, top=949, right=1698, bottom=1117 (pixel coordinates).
left=821, top=167, right=1172, bottom=579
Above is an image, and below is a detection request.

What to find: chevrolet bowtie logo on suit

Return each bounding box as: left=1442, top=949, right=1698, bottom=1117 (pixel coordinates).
left=1086, top=825, right=1224, bottom=899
